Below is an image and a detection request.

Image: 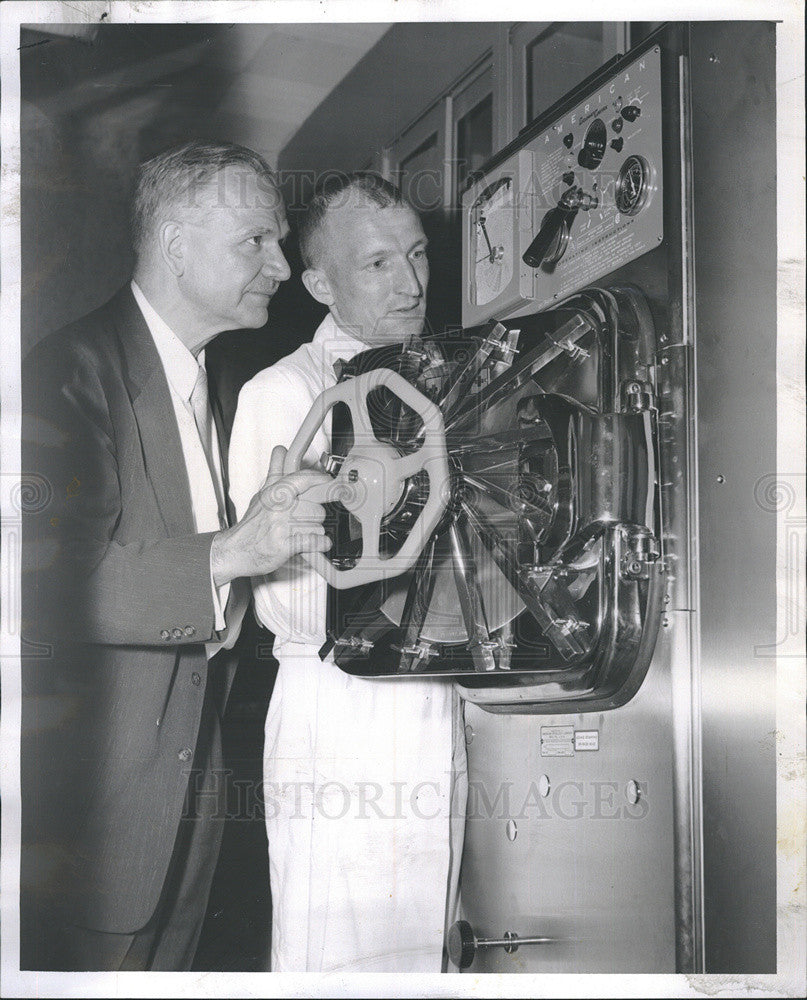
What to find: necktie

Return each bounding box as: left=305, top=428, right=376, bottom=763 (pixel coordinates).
left=190, top=364, right=228, bottom=530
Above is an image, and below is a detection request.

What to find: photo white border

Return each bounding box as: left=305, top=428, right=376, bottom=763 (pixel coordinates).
left=1, top=2, right=804, bottom=997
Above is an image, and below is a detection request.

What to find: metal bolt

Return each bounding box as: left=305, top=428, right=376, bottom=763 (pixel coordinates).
left=716, top=474, right=725, bottom=484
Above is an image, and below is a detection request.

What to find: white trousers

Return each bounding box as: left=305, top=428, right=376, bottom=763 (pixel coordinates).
left=263, top=644, right=467, bottom=972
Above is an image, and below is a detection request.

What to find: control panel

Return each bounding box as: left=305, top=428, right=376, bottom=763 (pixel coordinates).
left=462, top=46, right=663, bottom=326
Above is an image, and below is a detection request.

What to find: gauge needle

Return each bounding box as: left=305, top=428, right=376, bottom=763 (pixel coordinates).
left=477, top=214, right=495, bottom=262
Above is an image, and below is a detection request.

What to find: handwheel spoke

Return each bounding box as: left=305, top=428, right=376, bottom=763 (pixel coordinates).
left=394, top=450, right=426, bottom=481
left=361, top=510, right=382, bottom=560
left=347, top=384, right=376, bottom=441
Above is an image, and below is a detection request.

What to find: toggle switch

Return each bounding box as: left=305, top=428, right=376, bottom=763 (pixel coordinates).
left=563, top=132, right=574, bottom=148
left=621, top=105, right=641, bottom=122
left=448, top=920, right=554, bottom=969
left=612, top=117, right=624, bottom=133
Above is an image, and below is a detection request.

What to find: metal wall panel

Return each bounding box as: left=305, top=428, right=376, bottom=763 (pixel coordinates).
left=689, top=21, right=777, bottom=974
left=460, top=660, right=677, bottom=972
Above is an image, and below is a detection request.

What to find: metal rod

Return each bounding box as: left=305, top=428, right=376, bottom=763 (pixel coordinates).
left=447, top=521, right=496, bottom=671
left=447, top=314, right=596, bottom=432
left=440, top=322, right=507, bottom=420
left=396, top=535, right=438, bottom=672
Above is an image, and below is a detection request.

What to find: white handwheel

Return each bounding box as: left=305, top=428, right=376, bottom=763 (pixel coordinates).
left=284, top=368, right=451, bottom=589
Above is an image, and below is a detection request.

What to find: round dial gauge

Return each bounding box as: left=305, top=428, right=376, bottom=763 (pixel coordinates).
left=471, top=177, right=514, bottom=307
left=616, top=155, right=651, bottom=216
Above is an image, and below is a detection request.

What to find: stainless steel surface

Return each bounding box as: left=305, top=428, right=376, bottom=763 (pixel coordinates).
left=689, top=21, right=777, bottom=974
left=459, top=659, right=677, bottom=972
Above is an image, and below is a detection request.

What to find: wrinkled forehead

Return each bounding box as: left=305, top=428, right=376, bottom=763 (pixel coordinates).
left=190, top=164, right=285, bottom=219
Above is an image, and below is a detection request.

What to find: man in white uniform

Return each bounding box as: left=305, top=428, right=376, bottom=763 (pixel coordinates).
left=229, top=173, right=467, bottom=972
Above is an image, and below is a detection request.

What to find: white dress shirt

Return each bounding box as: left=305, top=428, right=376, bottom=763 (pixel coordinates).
left=131, top=280, right=245, bottom=654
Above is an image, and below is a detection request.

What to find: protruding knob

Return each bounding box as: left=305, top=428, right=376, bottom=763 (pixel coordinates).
left=621, top=104, right=641, bottom=122
left=447, top=919, right=555, bottom=969
left=448, top=920, right=477, bottom=970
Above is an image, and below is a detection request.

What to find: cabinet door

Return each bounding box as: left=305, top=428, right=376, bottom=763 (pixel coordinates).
left=453, top=63, right=494, bottom=204
left=510, top=22, right=627, bottom=131
left=390, top=103, right=447, bottom=216
left=388, top=105, right=459, bottom=332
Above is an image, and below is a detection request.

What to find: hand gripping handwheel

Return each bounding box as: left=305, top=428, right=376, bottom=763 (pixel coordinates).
left=283, top=368, right=451, bottom=589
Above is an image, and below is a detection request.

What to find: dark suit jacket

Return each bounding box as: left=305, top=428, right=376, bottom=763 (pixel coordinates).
left=21, top=286, right=238, bottom=936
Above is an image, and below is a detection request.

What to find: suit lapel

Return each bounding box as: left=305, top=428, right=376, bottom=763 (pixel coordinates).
left=111, top=287, right=196, bottom=536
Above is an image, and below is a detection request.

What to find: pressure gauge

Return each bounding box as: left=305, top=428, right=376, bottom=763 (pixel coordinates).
left=471, top=177, right=515, bottom=307
left=616, top=155, right=652, bottom=216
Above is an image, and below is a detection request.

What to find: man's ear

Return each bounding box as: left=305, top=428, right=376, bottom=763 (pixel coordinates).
left=159, top=221, right=185, bottom=276
left=302, top=268, right=335, bottom=307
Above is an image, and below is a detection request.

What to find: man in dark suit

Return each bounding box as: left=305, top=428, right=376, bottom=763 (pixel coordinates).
left=20, top=141, right=331, bottom=971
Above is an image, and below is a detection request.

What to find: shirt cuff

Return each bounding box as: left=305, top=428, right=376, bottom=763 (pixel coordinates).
left=209, top=546, right=230, bottom=632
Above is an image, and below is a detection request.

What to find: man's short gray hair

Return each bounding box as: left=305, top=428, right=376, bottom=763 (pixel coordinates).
left=298, top=172, right=411, bottom=270
left=131, top=140, right=278, bottom=259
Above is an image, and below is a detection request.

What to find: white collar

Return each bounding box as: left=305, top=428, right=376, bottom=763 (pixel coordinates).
left=131, top=280, right=204, bottom=403
left=310, top=312, right=369, bottom=370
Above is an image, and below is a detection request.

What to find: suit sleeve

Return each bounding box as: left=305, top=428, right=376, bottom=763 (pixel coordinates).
left=229, top=368, right=328, bottom=644
left=22, top=343, right=219, bottom=648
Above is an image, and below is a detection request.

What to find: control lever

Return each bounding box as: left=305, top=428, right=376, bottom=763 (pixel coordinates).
left=522, top=186, right=598, bottom=269
left=448, top=919, right=554, bottom=969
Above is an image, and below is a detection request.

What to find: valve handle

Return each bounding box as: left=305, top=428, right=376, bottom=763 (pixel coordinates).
left=523, top=187, right=597, bottom=269
left=284, top=368, right=451, bottom=590
left=522, top=204, right=575, bottom=268
left=448, top=919, right=555, bottom=970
